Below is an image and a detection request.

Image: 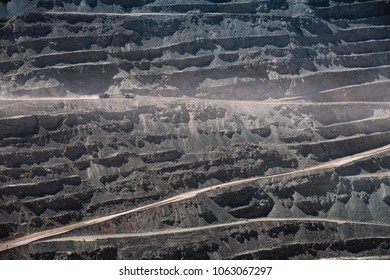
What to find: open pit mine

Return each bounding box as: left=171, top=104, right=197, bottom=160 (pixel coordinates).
left=0, top=0, right=390, bottom=260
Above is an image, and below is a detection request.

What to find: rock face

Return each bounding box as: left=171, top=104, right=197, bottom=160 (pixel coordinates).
left=1, top=0, right=389, bottom=99
left=0, top=115, right=38, bottom=138
left=0, top=0, right=390, bottom=260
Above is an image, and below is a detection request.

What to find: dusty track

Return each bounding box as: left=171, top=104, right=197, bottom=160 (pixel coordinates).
left=0, top=96, right=100, bottom=101
left=47, top=11, right=189, bottom=17
left=3, top=95, right=390, bottom=106
left=45, top=11, right=264, bottom=17
left=1, top=143, right=390, bottom=252
left=40, top=217, right=390, bottom=243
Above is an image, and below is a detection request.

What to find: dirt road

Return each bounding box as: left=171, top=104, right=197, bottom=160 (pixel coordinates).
left=0, top=96, right=99, bottom=101
left=1, top=143, right=390, bottom=252
left=41, top=217, right=390, bottom=243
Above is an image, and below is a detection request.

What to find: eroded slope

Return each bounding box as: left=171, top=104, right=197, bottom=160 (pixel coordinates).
left=1, top=0, right=390, bottom=259
left=1, top=0, right=389, bottom=100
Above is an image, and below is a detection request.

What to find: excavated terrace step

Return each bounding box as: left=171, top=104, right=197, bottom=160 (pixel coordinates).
left=292, top=65, right=390, bottom=97
left=330, top=39, right=390, bottom=55
left=307, top=0, right=378, bottom=7
left=16, top=33, right=140, bottom=52
left=331, top=15, right=390, bottom=28
left=0, top=176, right=82, bottom=198
left=29, top=50, right=108, bottom=68
left=317, top=115, right=390, bottom=139
left=317, top=80, right=390, bottom=102
left=292, top=131, right=390, bottom=161
left=336, top=26, right=390, bottom=42
left=334, top=51, right=390, bottom=69
left=314, top=0, right=390, bottom=20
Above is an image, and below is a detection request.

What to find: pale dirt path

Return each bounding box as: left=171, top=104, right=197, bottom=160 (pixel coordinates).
left=1, top=142, right=390, bottom=252
left=232, top=236, right=390, bottom=260
left=2, top=95, right=390, bottom=106
left=47, top=11, right=188, bottom=17
left=342, top=171, right=390, bottom=178
left=45, top=11, right=260, bottom=17
left=41, top=217, right=390, bottom=243
left=211, top=99, right=390, bottom=106
left=0, top=96, right=99, bottom=101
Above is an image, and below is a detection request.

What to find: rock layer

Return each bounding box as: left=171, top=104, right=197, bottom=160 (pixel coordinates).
left=0, top=0, right=389, bottom=100
left=0, top=0, right=390, bottom=259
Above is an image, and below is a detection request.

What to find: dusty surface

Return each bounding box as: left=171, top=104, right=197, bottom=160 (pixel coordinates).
left=0, top=0, right=390, bottom=259
left=1, top=0, right=389, bottom=99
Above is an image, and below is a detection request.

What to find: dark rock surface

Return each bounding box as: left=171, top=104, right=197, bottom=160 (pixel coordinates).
left=9, top=220, right=390, bottom=260
left=1, top=98, right=390, bottom=259
left=1, top=0, right=389, bottom=99
left=0, top=0, right=390, bottom=260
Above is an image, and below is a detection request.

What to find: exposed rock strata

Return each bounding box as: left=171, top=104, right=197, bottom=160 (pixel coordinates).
left=0, top=98, right=390, bottom=259
left=0, top=0, right=390, bottom=259
left=0, top=0, right=389, bottom=100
